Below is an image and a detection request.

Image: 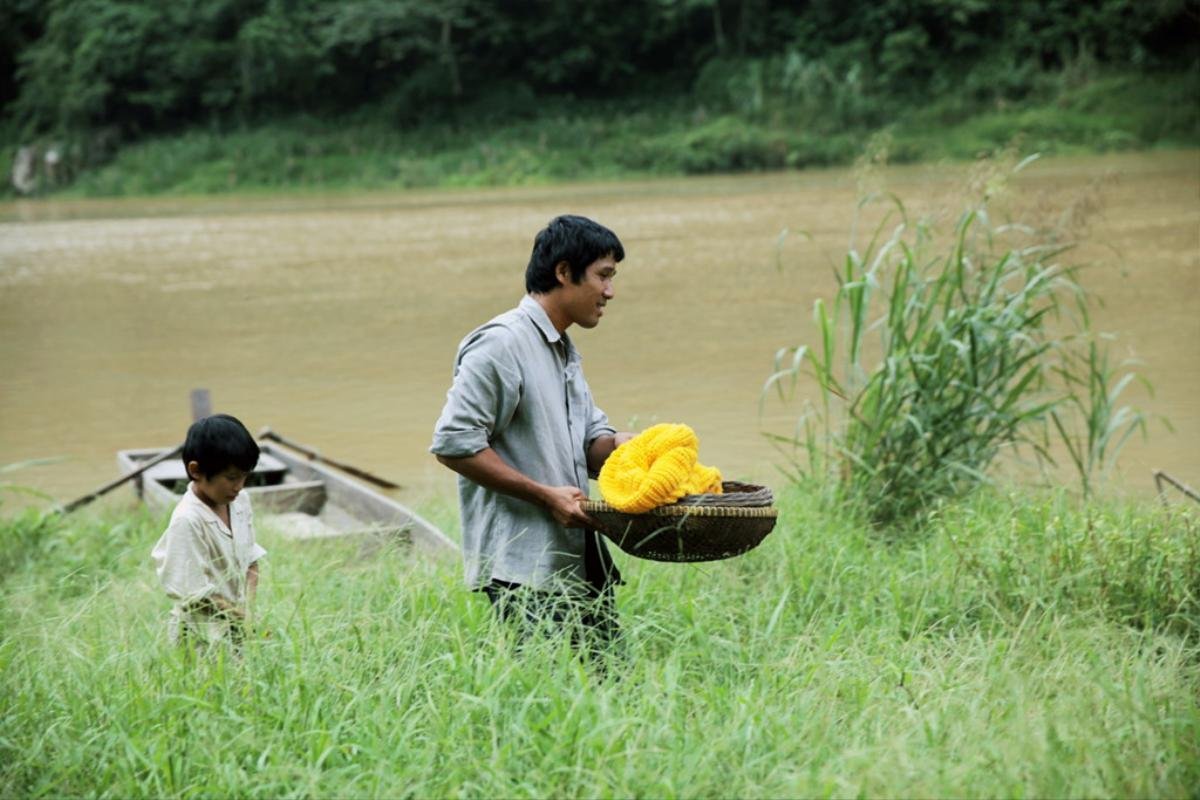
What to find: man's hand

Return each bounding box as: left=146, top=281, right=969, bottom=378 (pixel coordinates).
left=542, top=485, right=600, bottom=529
left=436, top=448, right=602, bottom=529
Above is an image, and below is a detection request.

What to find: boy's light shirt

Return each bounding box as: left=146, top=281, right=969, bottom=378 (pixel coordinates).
left=151, top=484, right=266, bottom=644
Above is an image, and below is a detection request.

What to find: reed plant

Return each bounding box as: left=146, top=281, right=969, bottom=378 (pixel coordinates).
left=765, top=154, right=1146, bottom=527
left=1, top=490, right=1196, bottom=798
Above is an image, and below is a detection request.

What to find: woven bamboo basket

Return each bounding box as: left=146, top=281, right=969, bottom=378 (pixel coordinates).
left=583, top=482, right=777, bottom=563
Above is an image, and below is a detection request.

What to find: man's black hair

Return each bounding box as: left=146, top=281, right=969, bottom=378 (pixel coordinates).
left=182, top=413, right=259, bottom=479
left=525, top=215, right=624, bottom=293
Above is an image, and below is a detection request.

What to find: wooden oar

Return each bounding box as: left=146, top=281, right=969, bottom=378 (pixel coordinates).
left=57, top=444, right=183, bottom=515
left=257, top=427, right=401, bottom=490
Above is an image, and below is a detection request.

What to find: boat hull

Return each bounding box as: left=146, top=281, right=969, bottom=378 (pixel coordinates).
left=116, top=443, right=456, bottom=556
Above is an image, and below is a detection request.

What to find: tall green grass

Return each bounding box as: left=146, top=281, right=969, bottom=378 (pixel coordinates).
left=1051, top=340, right=1151, bottom=499
left=2, top=489, right=1197, bottom=798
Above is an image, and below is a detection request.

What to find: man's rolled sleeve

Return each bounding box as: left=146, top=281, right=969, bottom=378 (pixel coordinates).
left=431, top=331, right=521, bottom=458
left=584, top=390, right=616, bottom=451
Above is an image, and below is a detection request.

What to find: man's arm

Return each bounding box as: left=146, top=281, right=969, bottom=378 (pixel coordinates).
left=586, top=432, right=634, bottom=477
left=436, top=448, right=600, bottom=529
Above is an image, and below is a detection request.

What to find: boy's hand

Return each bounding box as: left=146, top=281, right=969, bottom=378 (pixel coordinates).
left=216, top=605, right=245, bottom=620
left=184, top=596, right=241, bottom=618
left=211, top=604, right=247, bottom=630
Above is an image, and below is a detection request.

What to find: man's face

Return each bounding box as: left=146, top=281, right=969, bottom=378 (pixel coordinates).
left=559, top=254, right=617, bottom=330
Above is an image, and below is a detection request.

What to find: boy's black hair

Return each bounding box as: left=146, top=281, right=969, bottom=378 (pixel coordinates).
left=525, top=215, right=624, bottom=293
left=182, top=413, right=259, bottom=479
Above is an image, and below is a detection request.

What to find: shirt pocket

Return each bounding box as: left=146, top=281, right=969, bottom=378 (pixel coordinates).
left=563, top=363, right=591, bottom=463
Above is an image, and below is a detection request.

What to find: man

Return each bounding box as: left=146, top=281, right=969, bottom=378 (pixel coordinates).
left=431, top=214, right=633, bottom=648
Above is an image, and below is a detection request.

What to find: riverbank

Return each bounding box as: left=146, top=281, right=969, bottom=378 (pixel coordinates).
left=2, top=485, right=1196, bottom=796
left=5, top=69, right=1197, bottom=198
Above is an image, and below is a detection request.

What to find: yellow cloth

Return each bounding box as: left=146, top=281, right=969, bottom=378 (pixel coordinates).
left=598, top=423, right=723, bottom=513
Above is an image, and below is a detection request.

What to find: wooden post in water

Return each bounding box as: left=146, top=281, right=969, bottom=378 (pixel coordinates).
left=58, top=390, right=208, bottom=515
left=191, top=388, right=212, bottom=421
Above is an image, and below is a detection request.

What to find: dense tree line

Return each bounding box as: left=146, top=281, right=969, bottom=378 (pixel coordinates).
left=2, top=0, right=1197, bottom=142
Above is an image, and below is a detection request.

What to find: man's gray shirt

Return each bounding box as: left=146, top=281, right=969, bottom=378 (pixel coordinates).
left=431, top=295, right=615, bottom=591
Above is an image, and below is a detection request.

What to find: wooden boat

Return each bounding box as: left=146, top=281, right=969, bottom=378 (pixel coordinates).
left=116, top=442, right=457, bottom=556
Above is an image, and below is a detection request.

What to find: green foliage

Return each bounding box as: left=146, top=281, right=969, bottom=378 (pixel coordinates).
left=933, top=492, right=1199, bottom=639
left=1063, top=70, right=1200, bottom=143
left=15, top=1, right=237, bottom=132
left=0, top=505, right=163, bottom=594
left=5, top=0, right=1197, bottom=141
left=0, top=459, right=66, bottom=578
left=692, top=51, right=881, bottom=131
left=1, top=490, right=1197, bottom=796
left=628, top=116, right=790, bottom=173
left=0, top=509, right=58, bottom=581
left=1, top=0, right=1198, bottom=196
left=22, top=63, right=1193, bottom=198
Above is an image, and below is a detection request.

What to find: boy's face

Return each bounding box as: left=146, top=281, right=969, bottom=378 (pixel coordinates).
left=187, top=462, right=250, bottom=508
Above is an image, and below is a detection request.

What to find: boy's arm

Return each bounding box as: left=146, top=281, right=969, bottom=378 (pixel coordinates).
left=246, top=562, right=259, bottom=608
left=241, top=495, right=264, bottom=621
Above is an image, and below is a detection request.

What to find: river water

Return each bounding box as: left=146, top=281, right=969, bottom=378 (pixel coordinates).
left=1, top=150, right=1197, bottom=509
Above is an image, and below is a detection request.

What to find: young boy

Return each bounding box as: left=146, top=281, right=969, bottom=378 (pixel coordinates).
left=151, top=413, right=266, bottom=647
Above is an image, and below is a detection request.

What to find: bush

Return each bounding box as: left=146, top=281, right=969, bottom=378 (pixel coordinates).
left=0, top=510, right=60, bottom=581
left=622, top=117, right=792, bottom=174
left=764, top=152, right=1146, bottom=528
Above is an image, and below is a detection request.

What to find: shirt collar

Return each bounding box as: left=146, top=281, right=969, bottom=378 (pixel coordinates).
left=520, top=294, right=563, bottom=344
left=184, top=482, right=232, bottom=534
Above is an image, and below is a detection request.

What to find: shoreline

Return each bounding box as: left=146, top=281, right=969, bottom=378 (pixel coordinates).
left=5, top=67, right=1196, bottom=203
left=3, top=146, right=1197, bottom=224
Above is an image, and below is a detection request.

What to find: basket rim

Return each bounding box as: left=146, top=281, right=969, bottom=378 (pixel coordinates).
left=582, top=500, right=777, bottom=519
left=675, top=481, right=773, bottom=507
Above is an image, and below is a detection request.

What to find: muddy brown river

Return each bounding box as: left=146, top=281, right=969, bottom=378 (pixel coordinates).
left=1, top=150, right=1197, bottom=511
